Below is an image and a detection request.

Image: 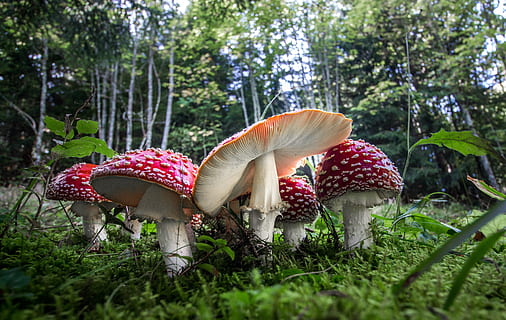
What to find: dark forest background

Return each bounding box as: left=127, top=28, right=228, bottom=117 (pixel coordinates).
left=1, top=0, right=505, bottom=203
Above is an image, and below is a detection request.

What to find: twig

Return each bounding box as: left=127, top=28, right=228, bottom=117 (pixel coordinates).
left=281, top=266, right=333, bottom=283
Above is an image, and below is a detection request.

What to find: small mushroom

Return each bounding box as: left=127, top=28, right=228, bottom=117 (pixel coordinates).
left=46, top=163, right=116, bottom=244
left=315, top=139, right=403, bottom=250
left=193, top=109, right=352, bottom=244
left=277, top=176, right=320, bottom=248
left=90, top=148, right=198, bottom=276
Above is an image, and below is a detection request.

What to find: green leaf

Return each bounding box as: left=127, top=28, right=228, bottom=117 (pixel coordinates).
left=195, top=242, right=214, bottom=252
left=79, top=137, right=116, bottom=158
left=76, top=119, right=99, bottom=135
left=219, top=246, right=235, bottom=260
left=443, top=228, right=505, bottom=310
left=197, top=235, right=217, bottom=244
left=44, top=116, right=74, bottom=139
left=197, top=263, right=219, bottom=276
left=51, top=137, right=116, bottom=158
left=467, top=176, right=506, bottom=200
left=393, top=200, right=506, bottom=295
left=52, top=141, right=94, bottom=158
left=410, top=129, right=503, bottom=160
left=409, top=213, right=460, bottom=235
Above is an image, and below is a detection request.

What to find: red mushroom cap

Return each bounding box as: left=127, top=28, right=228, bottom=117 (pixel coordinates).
left=278, top=176, right=319, bottom=223
left=315, top=139, right=403, bottom=207
left=90, top=148, right=197, bottom=207
left=190, top=213, right=203, bottom=229
left=46, top=163, right=110, bottom=203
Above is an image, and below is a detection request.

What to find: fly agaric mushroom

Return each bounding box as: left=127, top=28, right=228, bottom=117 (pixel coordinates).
left=90, top=148, right=198, bottom=276
left=193, top=109, right=352, bottom=244
left=46, top=163, right=116, bottom=244
left=315, top=139, right=403, bottom=250
left=277, top=176, right=320, bottom=247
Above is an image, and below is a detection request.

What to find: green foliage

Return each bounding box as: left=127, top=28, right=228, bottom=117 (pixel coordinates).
left=411, top=129, right=504, bottom=161
left=393, top=201, right=506, bottom=297
left=45, top=116, right=116, bottom=159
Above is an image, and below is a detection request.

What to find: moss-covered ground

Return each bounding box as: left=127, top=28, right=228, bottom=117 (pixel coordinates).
left=0, top=198, right=504, bottom=320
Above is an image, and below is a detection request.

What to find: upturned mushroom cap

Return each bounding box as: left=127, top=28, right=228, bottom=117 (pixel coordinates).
left=90, top=148, right=197, bottom=209
left=278, top=176, right=319, bottom=223
left=46, top=163, right=110, bottom=203
left=315, top=139, right=403, bottom=208
left=193, top=109, right=352, bottom=215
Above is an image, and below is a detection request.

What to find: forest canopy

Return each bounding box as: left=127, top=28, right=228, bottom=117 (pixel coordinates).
left=0, top=0, right=505, bottom=202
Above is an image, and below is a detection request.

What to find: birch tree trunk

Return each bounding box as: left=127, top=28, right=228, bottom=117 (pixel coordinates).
left=161, top=46, right=175, bottom=150
left=125, top=40, right=138, bottom=152
left=107, top=62, right=119, bottom=149
left=247, top=60, right=261, bottom=122
left=238, top=83, right=250, bottom=127
left=144, top=44, right=154, bottom=148
left=462, top=106, right=500, bottom=190
left=33, top=38, right=48, bottom=165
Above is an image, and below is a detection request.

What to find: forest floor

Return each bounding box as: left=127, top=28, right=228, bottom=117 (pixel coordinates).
left=0, top=190, right=505, bottom=319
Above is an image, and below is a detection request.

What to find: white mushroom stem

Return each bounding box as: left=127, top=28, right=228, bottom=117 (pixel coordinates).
left=123, top=207, right=143, bottom=240
left=342, top=203, right=373, bottom=250
left=134, top=184, right=192, bottom=276
left=125, top=218, right=143, bottom=240
left=248, top=152, right=282, bottom=243
left=157, top=218, right=193, bottom=277
left=281, top=221, right=306, bottom=248
left=70, top=201, right=108, bottom=242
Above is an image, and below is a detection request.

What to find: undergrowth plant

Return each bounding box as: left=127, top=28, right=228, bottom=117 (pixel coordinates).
left=393, top=129, right=506, bottom=310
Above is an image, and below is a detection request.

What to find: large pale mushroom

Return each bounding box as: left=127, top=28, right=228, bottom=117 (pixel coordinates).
left=315, top=139, right=403, bottom=250
left=192, top=109, right=352, bottom=244
left=90, top=148, right=198, bottom=276
left=46, top=163, right=115, bottom=244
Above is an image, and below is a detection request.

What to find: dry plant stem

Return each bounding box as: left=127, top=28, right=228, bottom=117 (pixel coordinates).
left=342, top=203, right=372, bottom=250
left=71, top=201, right=108, bottom=242
left=157, top=218, right=192, bottom=277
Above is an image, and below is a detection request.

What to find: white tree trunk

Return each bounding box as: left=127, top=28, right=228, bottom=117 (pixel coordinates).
left=33, top=38, right=48, bottom=165
left=125, top=41, right=138, bottom=152
left=248, top=61, right=261, bottom=122
left=161, top=46, right=175, bottom=150
left=107, top=62, right=119, bottom=149
left=144, top=44, right=154, bottom=148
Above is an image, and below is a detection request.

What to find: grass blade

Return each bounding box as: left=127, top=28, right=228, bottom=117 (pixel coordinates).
left=392, top=200, right=506, bottom=295
left=443, top=228, right=505, bottom=310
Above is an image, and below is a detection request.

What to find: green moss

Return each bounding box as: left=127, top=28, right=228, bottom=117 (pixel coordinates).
left=0, top=204, right=504, bottom=319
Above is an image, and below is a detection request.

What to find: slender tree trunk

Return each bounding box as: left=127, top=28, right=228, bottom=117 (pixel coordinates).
left=107, top=62, right=119, bottom=149
left=320, top=35, right=334, bottom=112
left=33, top=38, right=48, bottom=165
left=144, top=44, right=154, bottom=148
left=126, top=41, right=138, bottom=152
left=247, top=61, right=261, bottom=122
left=462, top=106, right=500, bottom=190
left=238, top=84, right=250, bottom=127
left=95, top=67, right=103, bottom=162
left=161, top=46, right=175, bottom=150
left=98, top=67, right=109, bottom=163
left=334, top=52, right=340, bottom=113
